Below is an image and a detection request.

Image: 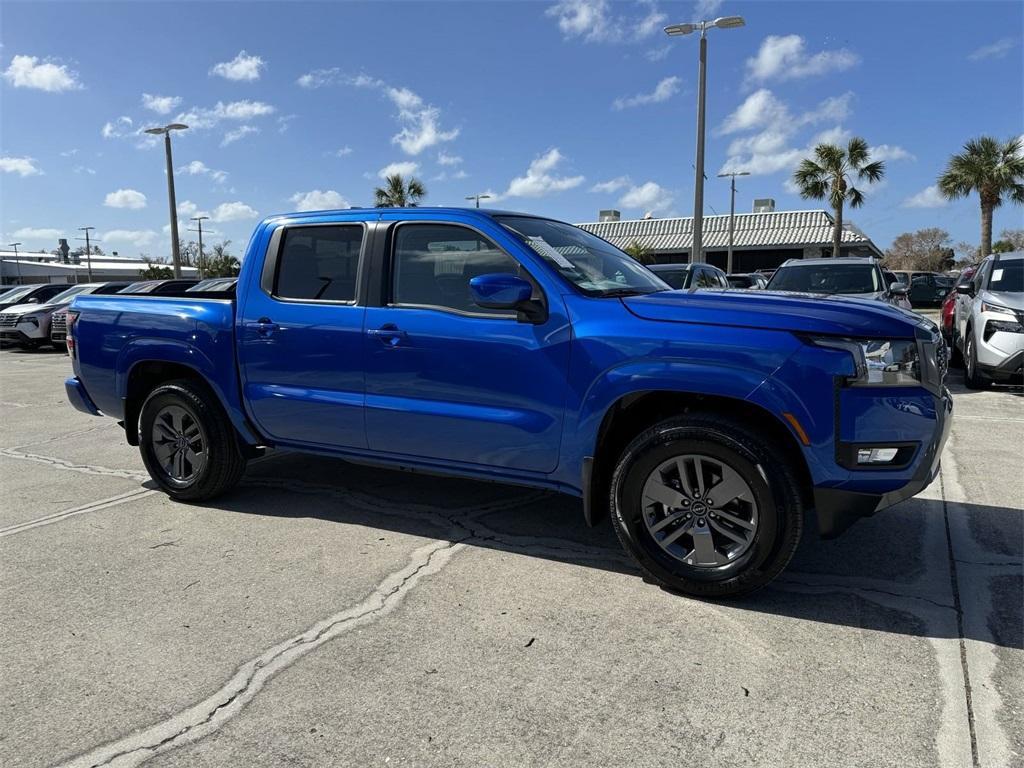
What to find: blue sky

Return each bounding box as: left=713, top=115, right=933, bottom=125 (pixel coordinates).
left=1, top=0, right=1022, bottom=259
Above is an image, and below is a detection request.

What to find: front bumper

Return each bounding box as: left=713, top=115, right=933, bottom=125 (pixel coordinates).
left=813, top=387, right=953, bottom=538
left=978, top=349, right=1024, bottom=383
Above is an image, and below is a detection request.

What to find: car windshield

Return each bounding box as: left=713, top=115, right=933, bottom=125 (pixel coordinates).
left=989, top=259, right=1022, bottom=293
left=48, top=284, right=95, bottom=305
left=497, top=216, right=669, bottom=297
left=767, top=263, right=882, bottom=294
left=0, top=285, right=38, bottom=304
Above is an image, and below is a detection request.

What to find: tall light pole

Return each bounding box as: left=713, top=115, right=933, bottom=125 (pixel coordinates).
left=77, top=226, right=97, bottom=282
left=145, top=123, right=189, bottom=278
left=188, top=215, right=210, bottom=280
left=465, top=193, right=492, bottom=209
left=665, top=15, right=745, bottom=264
left=717, top=170, right=750, bottom=274
left=7, top=242, right=23, bottom=283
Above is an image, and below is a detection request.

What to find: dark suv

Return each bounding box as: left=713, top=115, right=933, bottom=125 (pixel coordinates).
left=648, top=263, right=729, bottom=290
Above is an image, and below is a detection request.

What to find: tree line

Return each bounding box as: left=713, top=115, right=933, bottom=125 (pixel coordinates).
left=139, top=240, right=240, bottom=279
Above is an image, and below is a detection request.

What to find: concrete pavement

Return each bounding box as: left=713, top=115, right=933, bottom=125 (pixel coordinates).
left=0, top=349, right=1020, bottom=768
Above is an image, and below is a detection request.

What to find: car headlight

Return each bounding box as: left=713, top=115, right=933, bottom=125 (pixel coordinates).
left=17, top=315, right=39, bottom=327
left=980, top=300, right=1016, bottom=316
left=812, top=337, right=921, bottom=386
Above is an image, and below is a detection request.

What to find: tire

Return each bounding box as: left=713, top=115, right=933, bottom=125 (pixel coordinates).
left=139, top=379, right=247, bottom=501
left=609, top=414, right=803, bottom=599
left=963, top=330, right=990, bottom=390
left=18, top=340, right=41, bottom=351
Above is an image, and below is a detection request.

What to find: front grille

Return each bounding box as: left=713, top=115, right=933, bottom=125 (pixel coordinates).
left=51, top=313, right=67, bottom=334
left=936, top=338, right=949, bottom=385
left=0, top=314, right=17, bottom=328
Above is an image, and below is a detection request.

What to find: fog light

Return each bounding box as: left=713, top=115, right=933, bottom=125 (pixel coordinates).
left=857, top=447, right=900, bottom=464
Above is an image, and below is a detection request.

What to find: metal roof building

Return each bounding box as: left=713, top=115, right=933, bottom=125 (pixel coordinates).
left=1, top=249, right=197, bottom=286
left=578, top=209, right=883, bottom=272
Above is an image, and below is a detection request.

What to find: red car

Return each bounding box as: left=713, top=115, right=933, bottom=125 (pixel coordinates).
left=941, top=265, right=977, bottom=344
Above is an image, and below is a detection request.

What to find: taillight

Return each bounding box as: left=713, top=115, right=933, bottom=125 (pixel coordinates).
left=66, top=310, right=80, bottom=357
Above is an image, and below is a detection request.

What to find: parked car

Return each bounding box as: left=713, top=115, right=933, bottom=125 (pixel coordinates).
left=726, top=273, right=768, bottom=289
left=118, top=279, right=200, bottom=294
left=881, top=270, right=914, bottom=311
left=66, top=207, right=951, bottom=599
left=648, top=262, right=729, bottom=290
left=186, top=277, right=238, bottom=292
left=0, top=283, right=68, bottom=312
left=0, top=281, right=132, bottom=350
left=941, top=265, right=978, bottom=349
left=953, top=252, right=1023, bottom=388
left=766, top=257, right=911, bottom=309
left=48, top=282, right=133, bottom=348
left=909, top=273, right=954, bottom=307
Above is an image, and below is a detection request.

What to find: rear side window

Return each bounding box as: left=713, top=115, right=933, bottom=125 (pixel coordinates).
left=391, top=223, right=522, bottom=315
left=276, top=225, right=363, bottom=302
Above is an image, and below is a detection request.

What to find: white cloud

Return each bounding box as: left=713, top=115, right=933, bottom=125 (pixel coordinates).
left=2, top=54, right=81, bottom=92
left=332, top=146, right=354, bottom=157
left=210, top=50, right=266, bottom=81
left=142, top=93, right=182, bottom=114
left=545, top=0, right=666, bottom=43
left=104, top=188, right=148, bottom=209
left=176, top=159, right=228, bottom=184
left=290, top=190, right=350, bottom=212
left=296, top=67, right=340, bottom=89
left=101, top=116, right=134, bottom=139
left=437, top=150, right=462, bottom=166
left=60, top=149, right=79, bottom=157
left=695, top=0, right=724, bottom=17
left=221, top=125, right=259, bottom=146
left=619, top=181, right=673, bottom=213
left=74, top=165, right=96, bottom=175
left=612, top=75, right=681, bottom=110
left=645, top=45, right=671, bottom=62
left=718, top=89, right=789, bottom=134
left=902, top=185, right=948, bottom=209
left=746, top=35, right=859, bottom=83
left=870, top=144, right=915, bottom=162
left=13, top=226, right=62, bottom=240
left=590, top=176, right=631, bottom=194
left=501, top=149, right=584, bottom=199
left=378, top=161, right=420, bottom=179
left=277, top=114, right=297, bottom=133
left=212, top=100, right=274, bottom=120
left=212, top=201, right=258, bottom=222
left=0, top=155, right=42, bottom=176
left=968, top=38, right=1016, bottom=61
left=103, top=229, right=158, bottom=247
left=177, top=200, right=198, bottom=217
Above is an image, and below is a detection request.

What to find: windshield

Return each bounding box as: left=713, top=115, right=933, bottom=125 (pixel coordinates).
left=989, top=259, right=1023, bottom=293
left=48, top=284, right=94, bottom=305
left=497, top=216, right=669, bottom=297
left=767, top=263, right=882, bottom=295
left=0, top=285, right=37, bottom=304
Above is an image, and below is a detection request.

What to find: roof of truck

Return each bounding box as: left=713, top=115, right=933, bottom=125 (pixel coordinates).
left=265, top=207, right=550, bottom=221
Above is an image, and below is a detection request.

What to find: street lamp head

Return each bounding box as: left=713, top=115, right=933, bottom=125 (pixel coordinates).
left=145, top=123, right=189, bottom=135
left=713, top=15, right=745, bottom=28
left=167, top=123, right=189, bottom=131
left=664, top=23, right=696, bottom=35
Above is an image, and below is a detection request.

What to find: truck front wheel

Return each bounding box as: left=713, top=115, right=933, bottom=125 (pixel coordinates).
left=609, top=414, right=803, bottom=598
left=139, top=380, right=246, bottom=501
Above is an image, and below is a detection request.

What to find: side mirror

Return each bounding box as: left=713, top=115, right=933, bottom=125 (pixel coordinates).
left=889, top=282, right=909, bottom=296
left=955, top=284, right=974, bottom=296
left=26, top=297, right=39, bottom=304
left=469, top=273, right=545, bottom=323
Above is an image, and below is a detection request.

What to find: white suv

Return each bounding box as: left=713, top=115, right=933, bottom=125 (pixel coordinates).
left=953, top=252, right=1023, bottom=388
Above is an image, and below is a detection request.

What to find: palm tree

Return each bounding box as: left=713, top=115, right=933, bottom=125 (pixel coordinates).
left=374, top=174, right=426, bottom=208
left=792, top=137, right=885, bottom=258
left=624, top=240, right=655, bottom=265
left=937, top=136, right=1024, bottom=258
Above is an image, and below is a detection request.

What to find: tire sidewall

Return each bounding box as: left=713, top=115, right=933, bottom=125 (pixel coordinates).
left=611, top=423, right=797, bottom=596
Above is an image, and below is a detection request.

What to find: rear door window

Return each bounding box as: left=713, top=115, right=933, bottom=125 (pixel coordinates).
left=275, top=225, right=364, bottom=302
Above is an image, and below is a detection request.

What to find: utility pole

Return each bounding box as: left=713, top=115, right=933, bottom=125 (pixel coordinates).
left=188, top=215, right=210, bottom=280
left=716, top=170, right=750, bottom=274
left=465, top=193, right=492, bottom=209
left=77, top=227, right=97, bottom=282
left=144, top=123, right=189, bottom=278
left=7, top=242, right=23, bottom=283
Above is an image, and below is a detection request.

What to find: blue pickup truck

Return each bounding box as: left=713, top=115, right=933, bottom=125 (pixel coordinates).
left=65, top=208, right=952, bottom=597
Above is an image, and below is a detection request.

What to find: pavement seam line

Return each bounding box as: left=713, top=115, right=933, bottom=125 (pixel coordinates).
left=56, top=537, right=467, bottom=768
left=940, top=470, right=981, bottom=768
left=0, top=447, right=149, bottom=482
left=0, top=489, right=155, bottom=538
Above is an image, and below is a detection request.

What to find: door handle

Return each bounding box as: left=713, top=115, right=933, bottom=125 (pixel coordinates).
left=367, top=324, right=407, bottom=347
left=245, top=318, right=280, bottom=337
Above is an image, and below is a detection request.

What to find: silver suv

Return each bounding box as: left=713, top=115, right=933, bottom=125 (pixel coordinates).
left=953, top=252, right=1023, bottom=388
left=766, top=257, right=912, bottom=309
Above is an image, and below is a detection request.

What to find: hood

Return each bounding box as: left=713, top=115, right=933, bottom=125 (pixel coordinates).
left=622, top=289, right=926, bottom=339
left=983, top=290, right=1024, bottom=312
left=0, top=301, right=64, bottom=317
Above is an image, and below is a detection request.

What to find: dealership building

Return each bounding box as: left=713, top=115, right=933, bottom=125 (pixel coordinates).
left=578, top=202, right=883, bottom=272
left=0, top=240, right=196, bottom=287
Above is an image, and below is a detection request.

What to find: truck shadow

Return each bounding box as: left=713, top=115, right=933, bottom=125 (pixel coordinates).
left=203, top=451, right=1021, bottom=651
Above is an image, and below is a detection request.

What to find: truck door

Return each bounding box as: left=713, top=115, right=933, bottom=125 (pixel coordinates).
left=237, top=220, right=368, bottom=449
left=362, top=217, right=570, bottom=473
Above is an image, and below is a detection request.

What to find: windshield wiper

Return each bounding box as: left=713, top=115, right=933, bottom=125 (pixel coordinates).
left=596, top=287, right=659, bottom=298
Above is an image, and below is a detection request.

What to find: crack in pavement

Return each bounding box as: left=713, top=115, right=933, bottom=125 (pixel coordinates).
left=0, top=447, right=149, bottom=482
left=0, top=489, right=156, bottom=538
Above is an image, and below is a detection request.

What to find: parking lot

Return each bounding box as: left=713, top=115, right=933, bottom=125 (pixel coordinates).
left=1, top=348, right=1020, bottom=768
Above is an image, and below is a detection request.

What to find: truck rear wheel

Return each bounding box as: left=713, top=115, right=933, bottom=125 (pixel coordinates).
left=609, top=414, right=803, bottom=598
left=139, top=380, right=246, bottom=501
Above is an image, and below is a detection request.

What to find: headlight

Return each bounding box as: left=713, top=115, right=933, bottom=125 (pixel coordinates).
left=17, top=315, right=39, bottom=327
left=980, top=300, right=1016, bottom=316
left=812, top=337, right=921, bottom=386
